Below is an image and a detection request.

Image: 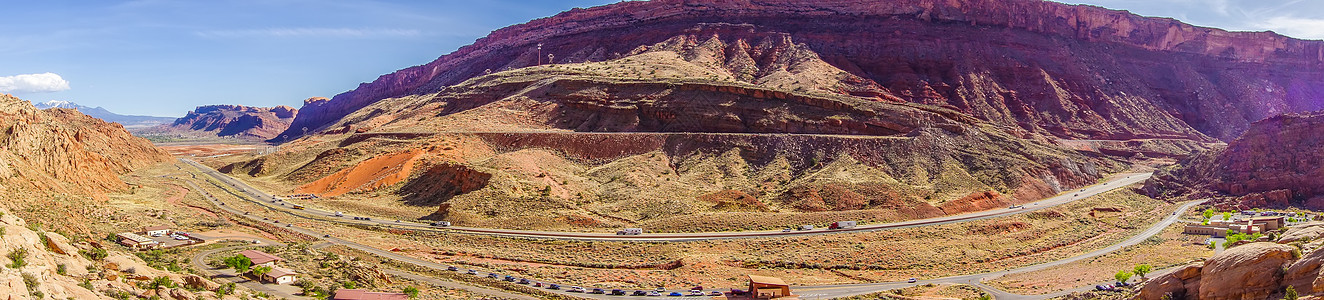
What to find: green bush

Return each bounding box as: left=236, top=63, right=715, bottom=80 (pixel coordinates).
left=8, top=248, right=28, bottom=268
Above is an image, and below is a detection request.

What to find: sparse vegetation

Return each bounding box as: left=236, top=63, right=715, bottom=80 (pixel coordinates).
left=7, top=248, right=28, bottom=268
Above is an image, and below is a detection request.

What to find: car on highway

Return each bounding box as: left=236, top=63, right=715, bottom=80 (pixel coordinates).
left=631, top=290, right=647, bottom=296
left=548, top=284, right=561, bottom=290
left=504, top=275, right=515, bottom=281
left=648, top=291, right=662, bottom=296
left=487, top=273, right=499, bottom=279
left=655, top=287, right=666, bottom=292
left=430, top=221, right=452, bottom=227
left=518, top=278, right=531, bottom=284
left=908, top=278, right=917, bottom=283
left=446, top=266, right=458, bottom=271
left=533, top=282, right=544, bottom=287
left=568, top=286, right=584, bottom=292
left=689, top=291, right=705, bottom=296
left=668, top=292, right=682, bottom=296
left=709, top=291, right=723, bottom=296
left=466, top=269, right=478, bottom=275
left=322, top=234, right=330, bottom=238
left=782, top=228, right=792, bottom=232
left=590, top=288, right=605, bottom=294
left=610, top=289, right=625, bottom=295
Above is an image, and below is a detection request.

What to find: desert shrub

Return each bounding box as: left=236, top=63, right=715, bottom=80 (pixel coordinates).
left=7, top=248, right=28, bottom=268
left=80, top=247, right=107, bottom=261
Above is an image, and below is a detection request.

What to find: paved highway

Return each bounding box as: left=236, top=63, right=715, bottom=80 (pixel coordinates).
left=180, top=157, right=1187, bottom=299
left=180, top=158, right=1152, bottom=242
left=172, top=170, right=538, bottom=300
left=794, top=200, right=1205, bottom=300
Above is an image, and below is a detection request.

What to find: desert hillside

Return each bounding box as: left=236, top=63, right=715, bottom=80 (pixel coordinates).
left=214, top=54, right=1127, bottom=231
left=281, top=0, right=1324, bottom=143
left=0, top=94, right=170, bottom=198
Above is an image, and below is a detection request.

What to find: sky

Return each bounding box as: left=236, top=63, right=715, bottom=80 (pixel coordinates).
left=2, top=0, right=1322, bottom=117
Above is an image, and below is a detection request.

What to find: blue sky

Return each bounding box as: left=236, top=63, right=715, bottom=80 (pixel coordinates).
left=2, top=0, right=1321, bottom=117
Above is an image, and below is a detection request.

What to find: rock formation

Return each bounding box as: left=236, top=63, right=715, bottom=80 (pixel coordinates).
left=0, top=94, right=171, bottom=194
left=1144, top=111, right=1324, bottom=209
left=280, top=0, right=1324, bottom=142
left=150, top=103, right=300, bottom=140
left=1138, top=224, right=1324, bottom=300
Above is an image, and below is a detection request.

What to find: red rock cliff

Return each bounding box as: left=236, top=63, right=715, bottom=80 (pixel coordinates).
left=1145, top=110, right=1324, bottom=209
left=155, top=104, right=300, bottom=140
left=281, top=0, right=1324, bottom=142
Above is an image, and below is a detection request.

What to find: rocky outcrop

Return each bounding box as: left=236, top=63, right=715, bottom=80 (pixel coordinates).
left=0, top=94, right=171, bottom=195
left=1199, top=243, right=1296, bottom=300
left=150, top=104, right=299, bottom=140
left=1145, top=111, right=1324, bottom=209
left=1137, top=243, right=1297, bottom=300
left=281, top=0, right=1324, bottom=142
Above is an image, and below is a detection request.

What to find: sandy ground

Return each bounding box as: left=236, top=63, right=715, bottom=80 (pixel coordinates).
left=160, top=144, right=269, bottom=157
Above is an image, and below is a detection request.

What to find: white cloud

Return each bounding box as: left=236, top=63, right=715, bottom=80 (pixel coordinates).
left=194, top=27, right=422, bottom=38
left=0, top=73, right=71, bottom=93
left=1255, top=16, right=1324, bottom=40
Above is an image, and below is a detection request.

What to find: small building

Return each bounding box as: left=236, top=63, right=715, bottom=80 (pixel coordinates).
left=262, top=267, right=298, bottom=285
left=142, top=226, right=171, bottom=237
left=1183, top=224, right=1229, bottom=237
left=748, top=275, right=796, bottom=299
left=332, top=289, right=409, bottom=300
left=1249, top=216, right=1285, bottom=231
left=116, top=232, right=160, bottom=250
left=238, top=250, right=283, bottom=267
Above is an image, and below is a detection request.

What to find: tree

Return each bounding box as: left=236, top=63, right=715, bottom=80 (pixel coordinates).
left=1115, top=270, right=1134, bottom=283
left=1287, top=285, right=1299, bottom=300
left=403, top=286, right=420, bottom=299
left=1203, top=208, right=1215, bottom=220
left=222, top=255, right=252, bottom=274
left=1222, top=211, right=1232, bottom=221
left=251, top=265, right=272, bottom=278
left=1134, top=264, right=1153, bottom=278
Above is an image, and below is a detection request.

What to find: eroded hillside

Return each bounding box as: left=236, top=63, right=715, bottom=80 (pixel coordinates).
left=214, top=55, right=1124, bottom=231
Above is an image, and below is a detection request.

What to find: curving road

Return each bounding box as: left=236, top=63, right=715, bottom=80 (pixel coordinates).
left=794, top=200, right=1206, bottom=300
left=173, top=170, right=538, bottom=300
left=180, top=158, right=1152, bottom=242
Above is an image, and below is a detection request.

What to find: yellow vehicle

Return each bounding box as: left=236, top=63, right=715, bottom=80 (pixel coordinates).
left=292, top=204, right=305, bottom=210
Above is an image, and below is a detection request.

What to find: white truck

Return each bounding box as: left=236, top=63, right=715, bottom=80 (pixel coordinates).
left=616, top=228, right=643, bottom=235
left=829, top=221, right=857, bottom=230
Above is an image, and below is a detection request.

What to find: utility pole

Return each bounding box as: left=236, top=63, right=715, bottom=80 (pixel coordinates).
left=537, top=43, right=543, bottom=66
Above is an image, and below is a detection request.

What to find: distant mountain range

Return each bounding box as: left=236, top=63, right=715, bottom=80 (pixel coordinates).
left=33, top=100, right=176, bottom=130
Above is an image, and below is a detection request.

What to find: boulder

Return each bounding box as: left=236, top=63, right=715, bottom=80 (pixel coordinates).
left=1199, top=243, right=1296, bottom=300
left=1280, top=222, right=1324, bottom=244
left=183, top=274, right=220, bottom=291
left=1136, top=263, right=1202, bottom=300
left=169, top=287, right=197, bottom=300
left=1284, top=245, right=1323, bottom=292
left=42, top=232, right=77, bottom=255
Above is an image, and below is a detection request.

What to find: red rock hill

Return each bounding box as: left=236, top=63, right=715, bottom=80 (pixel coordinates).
left=156, top=103, right=300, bottom=140
left=280, top=0, right=1324, bottom=142
left=1145, top=110, right=1324, bottom=209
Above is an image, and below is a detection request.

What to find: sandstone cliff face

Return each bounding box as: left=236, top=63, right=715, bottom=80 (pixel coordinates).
left=0, top=94, right=170, bottom=194
left=281, top=0, right=1324, bottom=142
left=1144, top=111, right=1324, bottom=209
left=154, top=103, right=299, bottom=140
left=1139, top=225, right=1324, bottom=300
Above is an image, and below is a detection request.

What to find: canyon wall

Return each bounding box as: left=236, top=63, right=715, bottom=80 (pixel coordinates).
left=281, top=0, right=1324, bottom=142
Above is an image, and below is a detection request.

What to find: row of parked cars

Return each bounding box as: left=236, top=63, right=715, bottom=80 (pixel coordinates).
left=444, top=266, right=719, bottom=297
